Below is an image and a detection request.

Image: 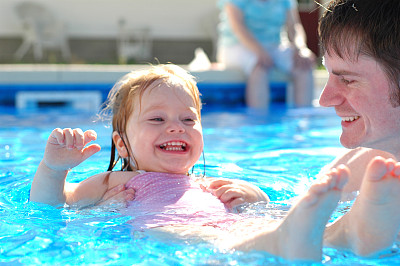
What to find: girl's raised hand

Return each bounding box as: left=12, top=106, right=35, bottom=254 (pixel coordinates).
left=43, top=128, right=101, bottom=171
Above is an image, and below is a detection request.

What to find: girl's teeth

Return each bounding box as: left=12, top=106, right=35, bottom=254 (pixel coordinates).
left=166, top=147, right=182, bottom=151
left=159, top=142, right=186, bottom=150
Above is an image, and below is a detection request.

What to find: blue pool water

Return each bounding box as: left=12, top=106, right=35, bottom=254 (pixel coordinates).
left=1, top=104, right=399, bottom=265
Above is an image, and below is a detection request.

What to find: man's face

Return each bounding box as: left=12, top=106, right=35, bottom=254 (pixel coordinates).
left=319, top=52, right=400, bottom=156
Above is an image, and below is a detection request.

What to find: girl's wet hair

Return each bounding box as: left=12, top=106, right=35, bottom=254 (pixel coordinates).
left=99, top=64, right=202, bottom=172
left=318, top=0, right=400, bottom=106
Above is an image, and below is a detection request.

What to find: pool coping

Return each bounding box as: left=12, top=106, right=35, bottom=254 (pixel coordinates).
left=0, top=64, right=328, bottom=107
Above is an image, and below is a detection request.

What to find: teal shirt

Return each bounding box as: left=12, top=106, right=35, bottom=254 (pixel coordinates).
left=218, top=0, right=296, bottom=46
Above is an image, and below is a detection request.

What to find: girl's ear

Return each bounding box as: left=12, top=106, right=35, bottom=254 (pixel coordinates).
left=112, top=131, right=129, bottom=158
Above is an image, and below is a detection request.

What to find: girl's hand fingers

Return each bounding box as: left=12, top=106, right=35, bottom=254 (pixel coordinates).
left=63, top=128, right=74, bottom=149
left=102, top=184, right=135, bottom=202
left=73, top=129, right=97, bottom=150
left=212, top=184, right=230, bottom=198
left=98, top=186, right=135, bottom=206
left=48, top=128, right=97, bottom=150
left=81, top=144, right=101, bottom=161
left=73, top=128, right=85, bottom=149
left=102, top=184, right=124, bottom=201
left=227, top=197, right=246, bottom=210
left=124, top=188, right=136, bottom=201
left=49, top=128, right=65, bottom=145
left=83, top=130, right=97, bottom=146
left=218, top=188, right=243, bottom=203
left=207, top=178, right=232, bottom=190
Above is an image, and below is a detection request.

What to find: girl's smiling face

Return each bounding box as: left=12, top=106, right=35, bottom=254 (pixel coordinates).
left=124, top=81, right=203, bottom=174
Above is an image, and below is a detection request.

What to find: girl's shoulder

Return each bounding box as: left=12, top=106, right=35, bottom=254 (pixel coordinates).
left=106, top=170, right=142, bottom=188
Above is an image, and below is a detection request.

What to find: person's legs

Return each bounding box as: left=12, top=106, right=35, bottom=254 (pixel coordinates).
left=246, top=63, right=270, bottom=109
left=325, top=157, right=400, bottom=256
left=217, top=44, right=271, bottom=109
left=271, top=44, right=314, bottom=107
left=227, top=165, right=349, bottom=261
left=292, top=67, right=314, bottom=107
left=216, top=44, right=257, bottom=75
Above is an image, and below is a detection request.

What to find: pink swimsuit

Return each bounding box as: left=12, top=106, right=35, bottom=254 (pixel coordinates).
left=123, top=172, right=243, bottom=230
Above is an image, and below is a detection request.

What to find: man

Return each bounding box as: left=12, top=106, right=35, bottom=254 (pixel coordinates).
left=317, top=0, right=400, bottom=256
left=318, top=0, right=400, bottom=192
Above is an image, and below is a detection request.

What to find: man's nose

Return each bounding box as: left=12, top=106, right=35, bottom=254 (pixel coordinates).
left=319, top=78, right=344, bottom=107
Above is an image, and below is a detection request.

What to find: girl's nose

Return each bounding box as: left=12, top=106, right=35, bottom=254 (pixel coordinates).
left=318, top=78, right=344, bottom=107
left=166, top=121, right=185, bottom=133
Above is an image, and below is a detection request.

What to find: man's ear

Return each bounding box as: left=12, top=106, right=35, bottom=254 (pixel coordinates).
left=112, top=131, right=129, bottom=158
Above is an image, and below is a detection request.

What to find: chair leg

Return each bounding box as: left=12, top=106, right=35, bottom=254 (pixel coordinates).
left=61, top=43, right=71, bottom=61
left=14, top=40, right=32, bottom=60
left=33, top=43, right=43, bottom=61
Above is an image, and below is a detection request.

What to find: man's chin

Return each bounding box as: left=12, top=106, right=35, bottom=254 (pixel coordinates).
left=340, top=136, right=363, bottom=150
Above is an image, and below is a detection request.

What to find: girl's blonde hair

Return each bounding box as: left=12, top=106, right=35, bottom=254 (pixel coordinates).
left=100, top=64, right=202, bottom=171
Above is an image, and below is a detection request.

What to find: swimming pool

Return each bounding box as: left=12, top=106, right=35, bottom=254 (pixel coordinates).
left=1, top=104, right=399, bottom=265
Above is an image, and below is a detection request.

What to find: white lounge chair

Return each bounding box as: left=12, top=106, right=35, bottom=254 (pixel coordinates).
left=117, top=19, right=152, bottom=64
left=14, top=1, right=71, bottom=61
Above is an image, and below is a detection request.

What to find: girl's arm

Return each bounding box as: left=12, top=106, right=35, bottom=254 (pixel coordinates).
left=32, top=169, right=136, bottom=209
left=30, top=128, right=101, bottom=206
left=31, top=160, right=70, bottom=206
left=64, top=171, right=135, bottom=208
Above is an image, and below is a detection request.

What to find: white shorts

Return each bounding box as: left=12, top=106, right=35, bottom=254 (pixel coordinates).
left=217, top=43, right=294, bottom=76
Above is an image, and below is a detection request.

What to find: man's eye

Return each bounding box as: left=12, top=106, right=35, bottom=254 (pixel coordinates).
left=340, top=77, right=352, bottom=85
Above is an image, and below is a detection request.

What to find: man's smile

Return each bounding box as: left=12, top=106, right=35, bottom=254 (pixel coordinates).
left=341, top=116, right=360, bottom=122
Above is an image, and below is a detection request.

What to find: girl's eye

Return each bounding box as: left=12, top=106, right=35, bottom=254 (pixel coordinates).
left=150, top=117, right=164, bottom=122
left=183, top=117, right=197, bottom=124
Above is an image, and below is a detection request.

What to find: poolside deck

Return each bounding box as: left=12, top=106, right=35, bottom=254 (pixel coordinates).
left=0, top=64, right=328, bottom=108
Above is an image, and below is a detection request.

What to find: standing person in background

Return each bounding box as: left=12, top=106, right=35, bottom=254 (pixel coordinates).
left=216, top=0, right=316, bottom=109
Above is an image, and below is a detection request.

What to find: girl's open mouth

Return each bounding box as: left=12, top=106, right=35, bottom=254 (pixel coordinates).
left=159, top=141, right=187, bottom=151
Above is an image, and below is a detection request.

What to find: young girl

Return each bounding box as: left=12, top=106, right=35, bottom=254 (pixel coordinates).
left=31, top=64, right=396, bottom=261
